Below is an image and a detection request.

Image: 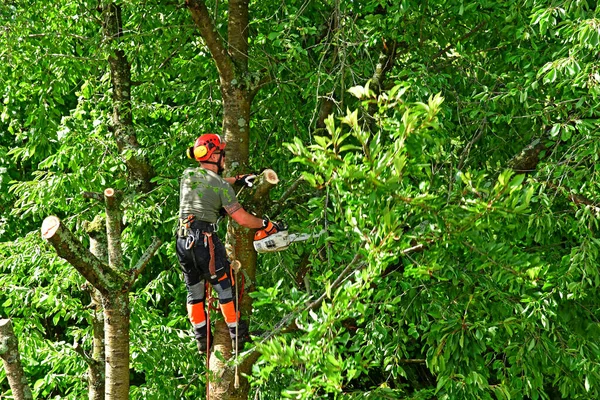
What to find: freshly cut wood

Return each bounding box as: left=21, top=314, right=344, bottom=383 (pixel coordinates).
left=262, top=169, right=279, bottom=185
left=41, top=215, right=60, bottom=239
left=251, top=169, right=279, bottom=213
left=41, top=216, right=122, bottom=294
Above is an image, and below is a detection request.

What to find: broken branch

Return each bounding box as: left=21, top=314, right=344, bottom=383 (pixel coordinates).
left=41, top=216, right=123, bottom=294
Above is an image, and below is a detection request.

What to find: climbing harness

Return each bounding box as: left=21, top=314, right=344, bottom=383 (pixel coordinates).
left=179, top=215, right=220, bottom=279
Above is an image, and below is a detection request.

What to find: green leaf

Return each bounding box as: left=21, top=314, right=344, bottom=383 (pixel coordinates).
left=543, top=68, right=557, bottom=83
left=347, top=85, right=366, bottom=99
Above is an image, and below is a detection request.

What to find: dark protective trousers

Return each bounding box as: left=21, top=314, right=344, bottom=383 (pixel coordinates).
left=175, top=221, right=247, bottom=342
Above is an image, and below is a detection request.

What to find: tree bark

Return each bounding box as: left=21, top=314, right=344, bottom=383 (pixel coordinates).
left=84, top=216, right=108, bottom=400
left=88, top=290, right=106, bottom=400
left=507, top=138, right=546, bottom=173
left=367, top=40, right=398, bottom=130
left=187, top=1, right=273, bottom=397
left=103, top=293, right=130, bottom=400
left=0, top=319, right=33, bottom=400
left=102, top=3, right=155, bottom=192
left=104, top=188, right=124, bottom=273
left=42, top=192, right=161, bottom=400
left=41, top=216, right=124, bottom=295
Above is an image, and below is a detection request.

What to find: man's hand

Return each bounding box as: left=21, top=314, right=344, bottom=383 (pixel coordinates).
left=254, top=219, right=288, bottom=241
left=234, top=174, right=256, bottom=188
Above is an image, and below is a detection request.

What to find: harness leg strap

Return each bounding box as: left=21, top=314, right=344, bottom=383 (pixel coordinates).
left=203, top=232, right=217, bottom=278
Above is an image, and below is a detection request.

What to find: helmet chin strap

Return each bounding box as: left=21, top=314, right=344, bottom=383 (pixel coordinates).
left=203, top=153, right=225, bottom=175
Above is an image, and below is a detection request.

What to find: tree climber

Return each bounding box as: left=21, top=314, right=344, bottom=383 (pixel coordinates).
left=176, top=133, right=285, bottom=354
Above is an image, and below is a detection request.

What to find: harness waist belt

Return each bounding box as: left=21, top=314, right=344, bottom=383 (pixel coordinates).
left=179, top=215, right=217, bottom=233
left=189, top=220, right=216, bottom=233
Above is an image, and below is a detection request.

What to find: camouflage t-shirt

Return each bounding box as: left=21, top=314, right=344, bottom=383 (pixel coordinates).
left=178, top=168, right=238, bottom=223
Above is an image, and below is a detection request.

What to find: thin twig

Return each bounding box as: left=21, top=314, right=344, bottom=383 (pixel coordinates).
left=82, top=191, right=104, bottom=202
left=127, top=237, right=162, bottom=289
left=179, top=373, right=199, bottom=398
left=257, top=253, right=364, bottom=345
left=431, top=21, right=486, bottom=63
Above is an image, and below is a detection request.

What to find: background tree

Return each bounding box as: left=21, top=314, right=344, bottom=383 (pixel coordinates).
left=0, top=319, right=33, bottom=400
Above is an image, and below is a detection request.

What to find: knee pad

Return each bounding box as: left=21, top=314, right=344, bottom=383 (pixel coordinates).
left=187, top=281, right=205, bottom=303
left=213, top=280, right=234, bottom=303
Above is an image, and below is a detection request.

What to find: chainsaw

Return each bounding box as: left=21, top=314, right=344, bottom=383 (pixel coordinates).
left=253, top=229, right=326, bottom=253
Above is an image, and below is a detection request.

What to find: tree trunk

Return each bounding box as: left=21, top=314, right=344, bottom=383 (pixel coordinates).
left=42, top=198, right=161, bottom=400
left=186, top=0, right=277, bottom=397
left=102, top=3, right=155, bottom=192
left=85, top=215, right=108, bottom=400
left=222, top=89, right=251, bottom=168
left=103, top=293, right=130, bottom=400
left=0, top=319, right=33, bottom=400
left=207, top=321, right=234, bottom=400
left=89, top=290, right=106, bottom=400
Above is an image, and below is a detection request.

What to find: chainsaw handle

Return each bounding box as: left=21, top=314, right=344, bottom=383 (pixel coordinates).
left=255, top=219, right=287, bottom=241
left=272, top=220, right=288, bottom=231
left=261, top=217, right=287, bottom=231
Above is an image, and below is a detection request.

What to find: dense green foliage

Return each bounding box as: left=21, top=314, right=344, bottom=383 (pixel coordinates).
left=1, top=0, right=599, bottom=399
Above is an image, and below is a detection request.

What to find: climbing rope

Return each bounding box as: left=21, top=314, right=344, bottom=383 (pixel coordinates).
left=205, top=283, right=219, bottom=400
left=232, top=260, right=241, bottom=389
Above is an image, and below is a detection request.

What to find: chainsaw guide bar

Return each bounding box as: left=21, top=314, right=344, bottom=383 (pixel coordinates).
left=253, top=229, right=326, bottom=253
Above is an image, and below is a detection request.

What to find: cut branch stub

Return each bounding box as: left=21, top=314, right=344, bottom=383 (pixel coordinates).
left=104, top=187, right=116, bottom=199
left=104, top=188, right=124, bottom=272
left=41, top=215, right=61, bottom=240
left=262, top=169, right=279, bottom=185
left=251, top=169, right=279, bottom=214
left=41, top=216, right=123, bottom=294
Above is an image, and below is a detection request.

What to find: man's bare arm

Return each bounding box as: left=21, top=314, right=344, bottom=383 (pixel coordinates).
left=225, top=202, right=264, bottom=229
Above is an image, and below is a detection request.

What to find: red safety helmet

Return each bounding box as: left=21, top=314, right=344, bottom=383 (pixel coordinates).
left=186, top=133, right=226, bottom=162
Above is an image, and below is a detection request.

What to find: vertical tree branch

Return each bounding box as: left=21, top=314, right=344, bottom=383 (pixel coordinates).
left=83, top=216, right=107, bottom=400
left=186, top=0, right=235, bottom=82
left=0, top=319, right=33, bottom=400
left=104, top=188, right=124, bottom=273
left=102, top=3, right=155, bottom=192
left=367, top=40, right=398, bottom=127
